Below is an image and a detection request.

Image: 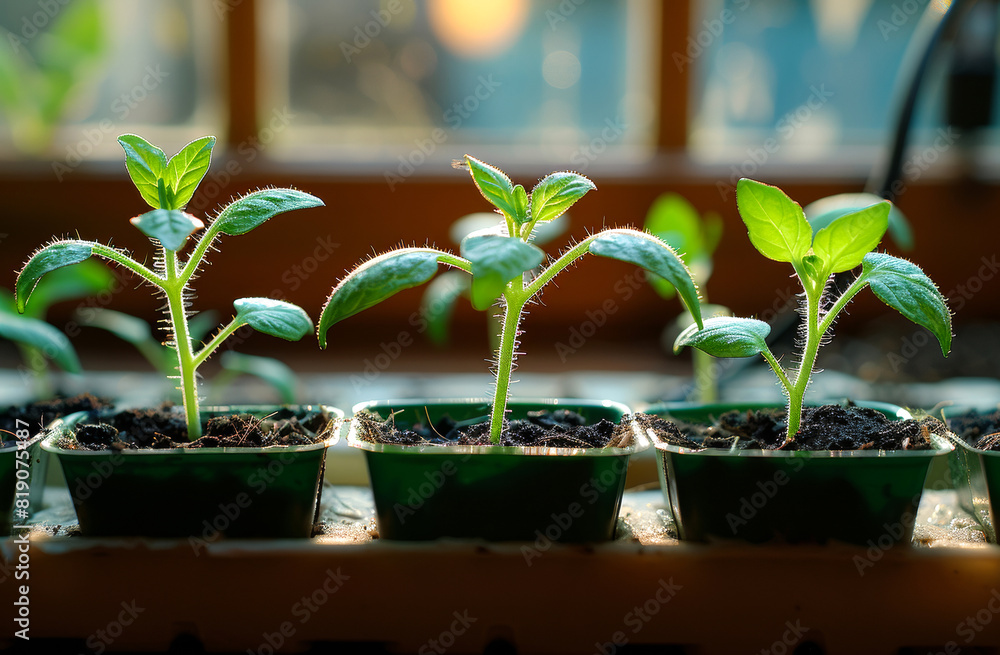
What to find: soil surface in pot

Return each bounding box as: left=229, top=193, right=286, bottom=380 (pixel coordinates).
left=642, top=404, right=949, bottom=451
left=947, top=410, right=1000, bottom=450
left=356, top=409, right=632, bottom=448
left=1, top=393, right=111, bottom=445
left=59, top=406, right=335, bottom=450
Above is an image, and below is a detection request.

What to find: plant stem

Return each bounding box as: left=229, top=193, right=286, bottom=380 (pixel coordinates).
left=163, top=250, right=201, bottom=440
left=192, top=317, right=243, bottom=369
left=488, top=287, right=526, bottom=445
left=785, top=281, right=823, bottom=440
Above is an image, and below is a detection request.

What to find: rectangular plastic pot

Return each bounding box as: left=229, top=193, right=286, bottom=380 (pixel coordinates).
left=0, top=438, right=37, bottom=535
left=944, top=407, right=999, bottom=542
left=643, top=401, right=954, bottom=545
left=41, top=405, right=342, bottom=538
left=349, top=398, right=643, bottom=542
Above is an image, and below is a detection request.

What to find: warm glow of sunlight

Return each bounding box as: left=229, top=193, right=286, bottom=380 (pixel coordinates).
left=427, top=0, right=529, bottom=59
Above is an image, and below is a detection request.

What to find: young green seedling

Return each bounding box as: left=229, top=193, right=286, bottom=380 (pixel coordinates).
left=644, top=192, right=726, bottom=402
left=318, top=156, right=703, bottom=445
left=73, top=307, right=299, bottom=404
left=0, top=260, right=113, bottom=396
left=674, top=179, right=952, bottom=442
left=15, top=134, right=324, bottom=439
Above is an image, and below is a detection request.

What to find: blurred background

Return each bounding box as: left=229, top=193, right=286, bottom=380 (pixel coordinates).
left=0, top=0, right=996, bottom=389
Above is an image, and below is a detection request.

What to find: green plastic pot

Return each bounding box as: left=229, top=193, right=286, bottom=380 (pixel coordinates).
left=644, top=401, right=954, bottom=545
left=349, top=398, right=642, bottom=542
left=0, top=437, right=39, bottom=535
left=41, top=405, right=342, bottom=538
left=944, top=407, right=999, bottom=542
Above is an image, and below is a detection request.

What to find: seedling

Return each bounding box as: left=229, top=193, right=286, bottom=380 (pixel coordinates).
left=15, top=134, right=323, bottom=439
left=318, top=156, right=702, bottom=445
left=675, top=179, right=951, bottom=442
left=0, top=0, right=105, bottom=155
left=420, top=211, right=568, bottom=349
left=75, top=307, right=299, bottom=404
left=643, top=193, right=726, bottom=402
left=0, top=260, right=113, bottom=397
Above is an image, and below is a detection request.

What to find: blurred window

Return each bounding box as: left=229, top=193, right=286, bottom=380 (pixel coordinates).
left=257, top=0, right=659, bottom=165
left=689, top=0, right=952, bottom=162
left=0, top=0, right=221, bottom=161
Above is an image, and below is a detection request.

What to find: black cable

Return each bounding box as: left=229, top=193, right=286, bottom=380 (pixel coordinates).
left=869, top=0, right=980, bottom=200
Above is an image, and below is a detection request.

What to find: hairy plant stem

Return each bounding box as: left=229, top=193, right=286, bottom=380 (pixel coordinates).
left=485, top=234, right=605, bottom=444
left=488, top=286, right=526, bottom=444
left=784, top=275, right=825, bottom=441
left=163, top=249, right=201, bottom=440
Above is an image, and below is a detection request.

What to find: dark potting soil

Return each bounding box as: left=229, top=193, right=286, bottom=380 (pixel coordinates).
left=947, top=409, right=1000, bottom=450
left=355, top=408, right=633, bottom=448
left=1, top=393, right=111, bottom=446
left=61, top=406, right=336, bottom=451
left=640, top=404, right=949, bottom=451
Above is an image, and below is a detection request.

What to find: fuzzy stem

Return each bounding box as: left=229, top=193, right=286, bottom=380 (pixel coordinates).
left=692, top=348, right=718, bottom=403
left=522, top=236, right=594, bottom=299
left=489, top=287, right=526, bottom=445
left=179, top=223, right=220, bottom=285
left=163, top=249, right=201, bottom=440
left=192, top=317, right=243, bottom=369
left=785, top=279, right=823, bottom=441
left=818, top=273, right=869, bottom=335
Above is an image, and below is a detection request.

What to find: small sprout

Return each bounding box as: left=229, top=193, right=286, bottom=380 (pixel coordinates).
left=674, top=179, right=951, bottom=442
left=15, top=135, right=324, bottom=439
left=319, top=156, right=703, bottom=445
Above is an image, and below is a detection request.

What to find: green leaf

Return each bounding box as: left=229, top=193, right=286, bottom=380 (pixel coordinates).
left=644, top=193, right=705, bottom=260
left=861, top=253, right=952, bottom=355
left=22, top=260, right=113, bottom=319
left=164, top=136, right=215, bottom=210
left=643, top=193, right=715, bottom=299
left=812, top=203, right=889, bottom=275
left=74, top=308, right=174, bottom=373
left=674, top=316, right=771, bottom=358
left=805, top=192, right=914, bottom=251
left=588, top=229, right=703, bottom=328
left=17, top=241, right=96, bottom=313
left=318, top=249, right=446, bottom=348
left=420, top=272, right=469, bottom=346
left=0, top=312, right=81, bottom=373
left=220, top=351, right=297, bottom=405
left=130, top=209, right=204, bottom=251
left=529, top=171, right=596, bottom=225
left=76, top=307, right=151, bottom=344
left=460, top=234, right=544, bottom=310
left=214, top=188, right=324, bottom=236
left=118, top=134, right=168, bottom=209
left=233, top=298, right=312, bottom=341
left=800, top=254, right=825, bottom=282
left=465, top=155, right=518, bottom=220
left=736, top=179, right=812, bottom=263
left=512, top=185, right=529, bottom=225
